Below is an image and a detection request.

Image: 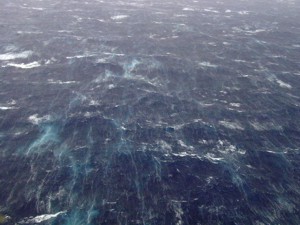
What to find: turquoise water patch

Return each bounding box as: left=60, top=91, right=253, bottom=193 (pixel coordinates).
left=26, top=124, right=60, bottom=155
left=57, top=208, right=99, bottom=225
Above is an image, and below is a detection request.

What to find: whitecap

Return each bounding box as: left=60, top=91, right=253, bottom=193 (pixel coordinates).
left=57, top=30, right=72, bottom=33
left=48, top=79, right=78, bottom=84
left=20, top=6, right=45, bottom=11
left=204, top=8, right=219, bottom=13
left=178, top=140, right=194, bottom=150
left=157, top=140, right=172, bottom=152
left=0, top=106, right=17, bottom=110
left=206, top=176, right=214, bottom=184
left=8, top=100, right=17, bottom=105
left=0, top=100, right=18, bottom=110
left=19, top=211, right=66, bottom=224
left=249, top=121, right=282, bottom=131
left=111, top=15, right=128, bottom=20
left=29, top=7, right=44, bottom=10
left=266, top=150, right=282, bottom=154
left=198, top=61, right=218, bottom=68
left=89, top=100, right=100, bottom=106
left=234, top=59, right=247, bottom=63
left=229, top=103, right=241, bottom=107
left=238, top=11, right=250, bottom=15
left=204, top=153, right=223, bottom=162
left=45, top=57, right=57, bottom=64
left=219, top=120, right=244, bottom=130
left=198, top=139, right=208, bottom=145
left=0, top=50, right=33, bottom=61
left=66, top=54, right=95, bottom=59
left=84, top=112, right=92, bottom=118
left=172, top=152, right=199, bottom=158
left=276, top=79, right=292, bottom=89
left=103, top=52, right=125, bottom=56
left=17, top=31, right=43, bottom=34
left=28, top=114, right=52, bottom=125
left=108, top=84, right=115, bottom=89
left=182, top=8, right=194, bottom=11
left=7, top=61, right=40, bottom=69
left=245, top=29, right=267, bottom=34
left=217, top=140, right=245, bottom=155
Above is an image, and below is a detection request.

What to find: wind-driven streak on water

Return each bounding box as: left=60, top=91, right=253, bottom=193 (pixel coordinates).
left=0, top=0, right=300, bottom=224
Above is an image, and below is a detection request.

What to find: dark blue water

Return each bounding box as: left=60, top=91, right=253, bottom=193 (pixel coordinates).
left=0, top=0, right=300, bottom=224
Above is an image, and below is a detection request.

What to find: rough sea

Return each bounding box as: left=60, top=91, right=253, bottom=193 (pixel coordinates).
left=0, top=0, right=300, bottom=224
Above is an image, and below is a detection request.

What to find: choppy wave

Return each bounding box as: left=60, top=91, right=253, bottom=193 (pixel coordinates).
left=0, top=0, right=300, bottom=224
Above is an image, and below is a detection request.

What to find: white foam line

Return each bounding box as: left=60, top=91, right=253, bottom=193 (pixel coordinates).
left=276, top=79, right=292, bottom=89
left=111, top=15, right=128, bottom=20
left=0, top=51, right=33, bottom=61
left=0, top=106, right=18, bottom=110
left=48, top=79, right=78, bottom=84
left=19, top=211, right=67, bottom=224
left=28, top=114, right=52, bottom=125
left=198, top=61, right=218, bottom=68
left=219, top=120, right=244, bottom=130
left=183, top=8, right=195, bottom=11
left=7, top=61, right=40, bottom=69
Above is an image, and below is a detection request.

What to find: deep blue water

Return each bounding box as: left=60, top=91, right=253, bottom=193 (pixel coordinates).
left=0, top=0, right=300, bottom=224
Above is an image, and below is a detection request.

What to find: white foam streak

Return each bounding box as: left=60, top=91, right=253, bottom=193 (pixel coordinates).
left=238, top=11, right=250, bottom=15
left=172, top=152, right=199, bottom=158
left=19, top=211, right=66, bottom=224
left=178, top=140, right=194, bottom=150
left=0, top=106, right=17, bottom=110
left=276, top=79, right=292, bottom=89
left=245, top=29, right=267, bottom=34
left=7, top=61, right=40, bottom=69
left=198, top=61, right=218, bottom=68
left=0, top=100, right=18, bottom=110
left=111, top=15, right=128, bottom=20
left=66, top=54, right=95, bottom=59
left=219, top=121, right=244, bottom=130
left=204, top=8, right=219, bottom=13
left=28, top=114, right=52, bottom=125
left=249, top=121, right=282, bottom=131
left=183, top=8, right=194, bottom=11
left=229, top=103, right=241, bottom=108
left=204, top=153, right=223, bottom=162
left=48, top=79, right=78, bottom=85
left=0, top=51, right=33, bottom=61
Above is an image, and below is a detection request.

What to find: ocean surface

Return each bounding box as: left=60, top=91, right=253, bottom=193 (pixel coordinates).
left=0, top=0, right=300, bottom=224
